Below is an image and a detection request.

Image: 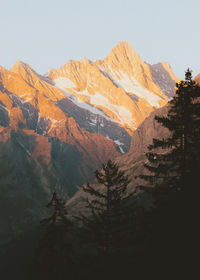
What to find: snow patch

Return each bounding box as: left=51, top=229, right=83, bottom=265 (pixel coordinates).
left=90, top=93, right=134, bottom=127
left=0, top=104, right=9, bottom=112
left=54, top=77, right=76, bottom=89
left=114, top=139, right=124, bottom=146
left=90, top=116, right=97, bottom=124
left=118, top=146, right=125, bottom=154
left=48, top=118, right=65, bottom=133
left=114, top=139, right=125, bottom=154
left=104, top=67, right=162, bottom=107
left=20, top=93, right=32, bottom=98
left=72, top=89, right=89, bottom=96
left=117, top=72, right=162, bottom=107
left=106, top=136, right=125, bottom=154
left=68, top=88, right=135, bottom=127
left=53, top=81, right=115, bottom=123
left=20, top=97, right=33, bottom=104
left=54, top=76, right=136, bottom=127
left=106, top=135, right=111, bottom=140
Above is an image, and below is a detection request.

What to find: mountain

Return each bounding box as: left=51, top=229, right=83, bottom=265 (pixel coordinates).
left=66, top=70, right=200, bottom=215
left=0, top=41, right=178, bottom=189
left=0, top=62, right=120, bottom=188
left=49, top=41, right=177, bottom=137
left=65, top=104, right=170, bottom=217
left=0, top=63, right=119, bottom=243
left=0, top=41, right=178, bottom=242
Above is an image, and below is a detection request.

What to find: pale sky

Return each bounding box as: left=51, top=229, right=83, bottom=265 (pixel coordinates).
left=1, top=0, right=200, bottom=78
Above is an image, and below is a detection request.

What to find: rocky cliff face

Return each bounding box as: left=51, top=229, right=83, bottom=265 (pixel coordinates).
left=0, top=41, right=178, bottom=189
left=49, top=41, right=177, bottom=138
left=0, top=62, right=120, bottom=188
left=0, top=41, right=178, bottom=242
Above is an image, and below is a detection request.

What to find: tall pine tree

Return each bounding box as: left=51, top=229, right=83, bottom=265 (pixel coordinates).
left=139, top=69, right=200, bottom=197
left=136, top=69, right=200, bottom=277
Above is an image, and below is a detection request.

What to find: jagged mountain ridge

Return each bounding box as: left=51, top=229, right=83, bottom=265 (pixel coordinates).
left=0, top=41, right=178, bottom=169
left=0, top=64, right=119, bottom=189
left=0, top=41, right=178, bottom=243
left=49, top=41, right=177, bottom=137
left=0, top=61, right=120, bottom=244
left=0, top=41, right=180, bottom=198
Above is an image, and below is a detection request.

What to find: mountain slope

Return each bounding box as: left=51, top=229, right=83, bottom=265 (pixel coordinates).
left=0, top=63, right=120, bottom=244
left=65, top=105, right=170, bottom=217
left=0, top=69, right=120, bottom=189
left=0, top=41, right=178, bottom=243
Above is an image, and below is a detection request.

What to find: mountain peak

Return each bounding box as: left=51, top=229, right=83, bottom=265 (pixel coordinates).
left=10, top=60, right=45, bottom=89
left=11, top=60, right=33, bottom=74
left=0, top=65, right=7, bottom=72
left=110, top=41, right=138, bottom=55
left=12, top=60, right=27, bottom=68
left=81, top=56, right=89, bottom=63
left=105, top=41, right=141, bottom=66
left=115, top=40, right=133, bottom=48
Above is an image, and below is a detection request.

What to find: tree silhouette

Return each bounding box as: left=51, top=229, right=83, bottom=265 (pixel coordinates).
left=76, top=160, right=135, bottom=273
left=139, top=69, right=200, bottom=197
left=136, top=69, right=200, bottom=277
left=34, top=192, right=73, bottom=280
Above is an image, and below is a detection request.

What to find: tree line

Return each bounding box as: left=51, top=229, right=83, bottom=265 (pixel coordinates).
left=34, top=69, right=200, bottom=280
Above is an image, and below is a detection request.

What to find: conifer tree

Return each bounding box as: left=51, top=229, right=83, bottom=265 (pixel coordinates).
left=139, top=69, right=200, bottom=196
left=136, top=69, right=200, bottom=276
left=34, top=192, right=72, bottom=280
left=76, top=160, right=135, bottom=263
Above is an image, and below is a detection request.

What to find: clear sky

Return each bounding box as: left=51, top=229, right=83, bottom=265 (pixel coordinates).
left=1, top=0, right=200, bottom=78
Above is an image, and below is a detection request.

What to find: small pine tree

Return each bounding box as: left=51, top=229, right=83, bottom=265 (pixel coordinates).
left=76, top=160, right=135, bottom=266
left=34, top=192, right=72, bottom=280
left=139, top=69, right=200, bottom=196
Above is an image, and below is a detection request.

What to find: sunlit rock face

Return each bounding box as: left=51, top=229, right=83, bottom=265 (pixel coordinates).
left=0, top=62, right=120, bottom=200
left=49, top=41, right=177, bottom=137
left=0, top=41, right=179, bottom=242
left=0, top=62, right=119, bottom=244
left=0, top=40, right=179, bottom=199
left=0, top=41, right=178, bottom=158
left=0, top=41, right=178, bottom=193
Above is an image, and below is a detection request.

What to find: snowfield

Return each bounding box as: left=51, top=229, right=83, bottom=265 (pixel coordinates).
left=54, top=78, right=136, bottom=128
